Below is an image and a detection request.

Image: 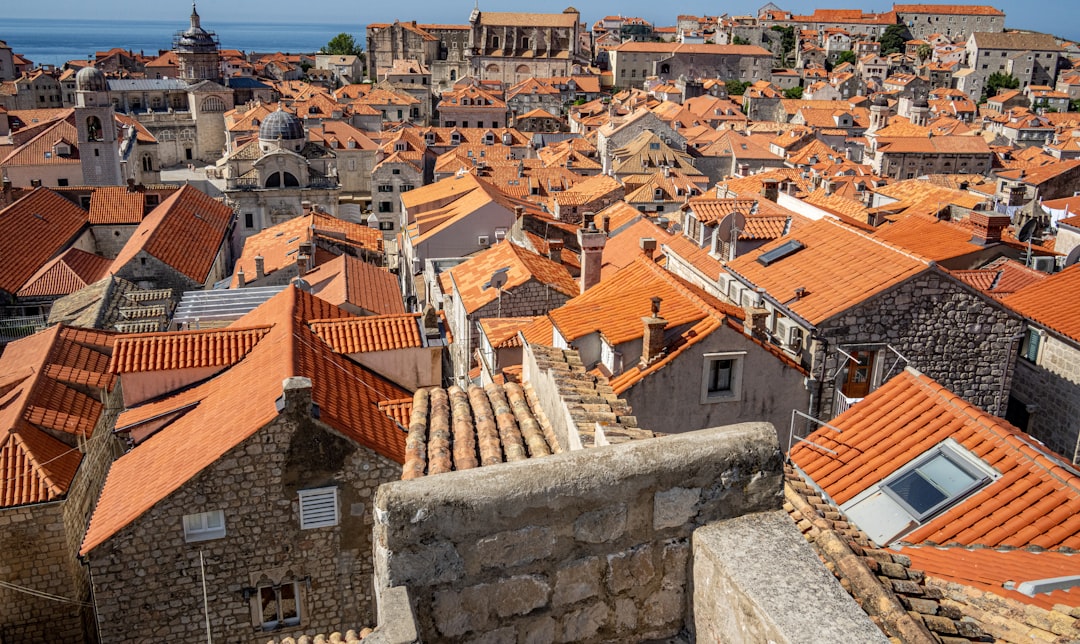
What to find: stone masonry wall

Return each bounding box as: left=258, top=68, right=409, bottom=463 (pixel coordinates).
left=372, top=422, right=784, bottom=643
left=0, top=382, right=124, bottom=643
left=1009, top=334, right=1080, bottom=463
left=87, top=399, right=401, bottom=643
left=814, top=269, right=1023, bottom=420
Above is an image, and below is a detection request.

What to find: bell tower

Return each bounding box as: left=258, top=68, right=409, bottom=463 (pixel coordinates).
left=74, top=67, right=122, bottom=186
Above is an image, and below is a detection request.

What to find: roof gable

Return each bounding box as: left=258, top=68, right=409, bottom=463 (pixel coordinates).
left=0, top=187, right=89, bottom=294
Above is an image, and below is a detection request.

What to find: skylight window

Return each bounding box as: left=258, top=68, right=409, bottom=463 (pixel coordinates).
left=881, top=441, right=994, bottom=522
left=757, top=240, right=805, bottom=266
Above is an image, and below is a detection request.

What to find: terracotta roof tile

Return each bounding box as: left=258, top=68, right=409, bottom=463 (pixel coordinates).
left=727, top=218, right=930, bottom=325
left=0, top=325, right=115, bottom=507
left=110, top=185, right=233, bottom=283
left=16, top=248, right=112, bottom=298
left=1003, top=264, right=1080, bottom=343
left=950, top=258, right=1047, bottom=300
left=791, top=369, right=1080, bottom=550
left=0, top=188, right=89, bottom=294
left=440, top=241, right=578, bottom=314
left=109, top=326, right=272, bottom=373
left=550, top=256, right=743, bottom=346
left=479, top=317, right=536, bottom=349
left=304, top=254, right=404, bottom=315
left=82, top=287, right=410, bottom=555
left=87, top=186, right=152, bottom=224
left=601, top=217, right=675, bottom=278
left=309, top=314, right=423, bottom=353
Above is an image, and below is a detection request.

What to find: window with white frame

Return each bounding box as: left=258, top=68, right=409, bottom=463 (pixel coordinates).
left=182, top=509, right=226, bottom=542
left=298, top=487, right=339, bottom=529
left=256, top=580, right=302, bottom=630
left=879, top=439, right=997, bottom=522
left=700, top=352, right=745, bottom=403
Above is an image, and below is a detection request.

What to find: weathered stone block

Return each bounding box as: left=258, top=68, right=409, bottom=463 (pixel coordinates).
left=389, top=540, right=463, bottom=586
left=491, top=575, right=551, bottom=618
left=474, top=526, right=555, bottom=570
left=573, top=503, right=627, bottom=543
left=608, top=544, right=656, bottom=594
left=558, top=601, right=611, bottom=642
left=521, top=616, right=556, bottom=644
left=653, top=487, right=701, bottom=530
left=553, top=556, right=602, bottom=607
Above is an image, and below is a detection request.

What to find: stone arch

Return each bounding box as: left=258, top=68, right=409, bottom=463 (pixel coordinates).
left=486, top=64, right=500, bottom=74
left=660, top=63, right=671, bottom=75
left=86, top=116, right=103, bottom=142
left=141, top=154, right=153, bottom=172
left=516, top=64, right=531, bottom=75
left=450, top=69, right=457, bottom=81
left=201, top=95, right=226, bottom=112
left=264, top=171, right=299, bottom=188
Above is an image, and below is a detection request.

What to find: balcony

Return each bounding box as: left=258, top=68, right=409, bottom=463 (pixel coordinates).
left=834, top=391, right=863, bottom=416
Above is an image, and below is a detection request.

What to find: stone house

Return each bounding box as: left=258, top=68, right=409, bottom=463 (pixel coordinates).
left=436, top=240, right=577, bottom=384
left=1002, top=264, right=1080, bottom=463
left=436, top=84, right=510, bottom=129
left=371, top=129, right=432, bottom=237
left=468, top=8, right=588, bottom=85
left=109, top=184, right=234, bottom=294
left=398, top=172, right=519, bottom=305
left=958, top=32, right=1062, bottom=100
left=0, top=325, right=121, bottom=642
left=868, top=134, right=993, bottom=179
left=81, top=287, right=412, bottom=643
left=894, top=4, right=1005, bottom=40
left=596, top=109, right=686, bottom=176
left=608, top=42, right=772, bottom=89
left=723, top=216, right=1024, bottom=421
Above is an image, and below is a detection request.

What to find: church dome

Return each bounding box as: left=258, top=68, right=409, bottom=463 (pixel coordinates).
left=872, top=93, right=889, bottom=108
left=76, top=66, right=107, bottom=92
left=259, top=108, right=305, bottom=141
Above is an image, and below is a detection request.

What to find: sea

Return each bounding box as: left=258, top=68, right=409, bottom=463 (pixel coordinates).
left=2, top=18, right=366, bottom=68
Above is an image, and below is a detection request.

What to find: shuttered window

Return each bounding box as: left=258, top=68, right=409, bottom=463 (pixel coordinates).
left=298, top=487, right=339, bottom=530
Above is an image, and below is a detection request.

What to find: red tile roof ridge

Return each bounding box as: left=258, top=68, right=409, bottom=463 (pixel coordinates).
left=109, top=325, right=273, bottom=374
left=635, top=254, right=746, bottom=321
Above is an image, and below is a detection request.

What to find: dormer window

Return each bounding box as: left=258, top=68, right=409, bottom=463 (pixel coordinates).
left=394, top=142, right=407, bottom=152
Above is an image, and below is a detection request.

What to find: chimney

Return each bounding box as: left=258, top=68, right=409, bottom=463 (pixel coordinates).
left=824, top=179, right=835, bottom=196
left=277, top=376, right=314, bottom=416
left=640, top=296, right=666, bottom=367
left=514, top=204, right=525, bottom=220
left=738, top=162, right=750, bottom=177
left=254, top=255, right=265, bottom=280
left=662, top=165, right=671, bottom=178
left=236, top=268, right=246, bottom=288
left=301, top=200, right=313, bottom=215
left=969, top=212, right=1011, bottom=246
left=548, top=239, right=564, bottom=262
left=577, top=212, right=606, bottom=294
left=640, top=237, right=657, bottom=261
left=598, top=213, right=610, bottom=234
left=761, top=179, right=779, bottom=202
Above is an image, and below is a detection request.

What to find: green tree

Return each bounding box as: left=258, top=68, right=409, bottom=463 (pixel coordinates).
left=783, top=86, right=804, bottom=99
left=836, top=50, right=857, bottom=66
left=732, top=35, right=751, bottom=46
left=322, top=32, right=362, bottom=56
left=725, top=79, right=750, bottom=96
left=770, top=25, right=795, bottom=66
left=916, top=43, right=933, bottom=63
left=984, top=72, right=1020, bottom=100
left=879, top=24, right=910, bottom=56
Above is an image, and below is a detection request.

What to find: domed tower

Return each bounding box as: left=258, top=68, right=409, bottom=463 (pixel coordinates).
left=258, top=107, right=306, bottom=153
left=75, top=66, right=122, bottom=185
left=174, top=3, right=221, bottom=83
left=869, top=93, right=890, bottom=133
left=910, top=95, right=930, bottom=128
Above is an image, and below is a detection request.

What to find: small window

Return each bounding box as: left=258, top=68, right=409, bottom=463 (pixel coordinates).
left=880, top=441, right=996, bottom=522
left=183, top=510, right=226, bottom=542
left=378, top=184, right=394, bottom=192
left=244, top=213, right=254, bottom=228
left=257, top=580, right=301, bottom=630
left=378, top=201, right=393, bottom=213
left=1019, top=328, right=1041, bottom=362
left=701, top=352, right=745, bottom=403
left=392, top=168, right=401, bottom=175
left=379, top=220, right=394, bottom=231
left=298, top=487, right=339, bottom=529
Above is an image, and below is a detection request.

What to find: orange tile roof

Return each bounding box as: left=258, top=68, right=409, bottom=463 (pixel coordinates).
left=82, top=287, right=410, bottom=555
left=549, top=255, right=743, bottom=346
left=901, top=548, right=1080, bottom=610
left=0, top=187, right=89, bottom=295
left=110, top=185, right=233, bottom=283
left=875, top=135, right=992, bottom=155
left=871, top=214, right=990, bottom=261
left=87, top=186, right=152, bottom=224
left=726, top=218, right=930, bottom=325
left=402, top=172, right=519, bottom=246
left=440, top=241, right=578, bottom=314
left=894, top=4, right=1004, bottom=16
left=0, top=325, right=115, bottom=508
left=479, top=317, right=535, bottom=349
left=378, top=397, right=413, bottom=428
left=304, top=254, right=404, bottom=315
left=232, top=210, right=383, bottom=287
left=1003, top=264, right=1080, bottom=343
left=109, top=326, right=271, bottom=374
left=309, top=314, right=423, bottom=353
left=601, top=217, right=675, bottom=278
left=950, top=258, right=1047, bottom=300
left=793, top=369, right=1080, bottom=550
left=16, top=247, right=111, bottom=298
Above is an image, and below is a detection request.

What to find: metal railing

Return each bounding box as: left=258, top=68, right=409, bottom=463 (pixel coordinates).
left=833, top=391, right=863, bottom=416
left=0, top=314, right=49, bottom=343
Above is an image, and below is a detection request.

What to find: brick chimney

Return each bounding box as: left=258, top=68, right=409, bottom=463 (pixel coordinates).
left=640, top=237, right=657, bottom=261
left=277, top=376, right=314, bottom=416
left=969, top=212, right=1011, bottom=245
left=548, top=239, right=564, bottom=262
left=577, top=213, right=606, bottom=294
left=640, top=296, right=666, bottom=367
left=761, top=179, right=779, bottom=202
left=254, top=255, right=265, bottom=280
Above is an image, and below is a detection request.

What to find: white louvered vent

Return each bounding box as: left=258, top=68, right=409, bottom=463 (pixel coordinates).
left=298, top=487, right=339, bottom=529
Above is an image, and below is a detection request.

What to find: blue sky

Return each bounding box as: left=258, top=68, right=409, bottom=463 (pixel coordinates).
left=9, top=1, right=1080, bottom=41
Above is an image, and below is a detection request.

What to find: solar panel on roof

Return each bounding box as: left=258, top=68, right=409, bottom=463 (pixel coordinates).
left=757, top=239, right=805, bottom=266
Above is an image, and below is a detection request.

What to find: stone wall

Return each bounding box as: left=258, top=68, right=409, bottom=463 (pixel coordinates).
left=372, top=422, right=784, bottom=642
left=813, top=268, right=1023, bottom=419
left=86, top=387, right=402, bottom=643
left=1009, top=334, right=1080, bottom=463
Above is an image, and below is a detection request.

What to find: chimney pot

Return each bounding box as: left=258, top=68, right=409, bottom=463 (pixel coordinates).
left=236, top=268, right=246, bottom=288
left=548, top=239, right=564, bottom=262
left=254, top=255, right=265, bottom=279
left=640, top=299, right=667, bottom=367
left=640, top=237, right=658, bottom=260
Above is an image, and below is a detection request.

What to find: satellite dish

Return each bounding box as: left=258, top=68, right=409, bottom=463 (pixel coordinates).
left=484, top=267, right=509, bottom=291
left=1017, top=219, right=1038, bottom=243
left=716, top=211, right=748, bottom=244
left=1064, top=245, right=1080, bottom=268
